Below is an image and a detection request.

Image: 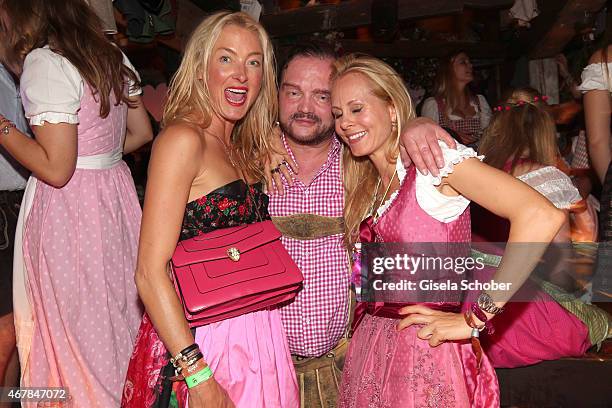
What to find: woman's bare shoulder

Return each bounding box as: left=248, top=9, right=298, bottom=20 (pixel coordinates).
left=589, top=46, right=612, bottom=64
left=153, top=122, right=205, bottom=156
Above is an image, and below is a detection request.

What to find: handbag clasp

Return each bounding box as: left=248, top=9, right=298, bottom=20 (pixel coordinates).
left=227, top=247, right=241, bottom=262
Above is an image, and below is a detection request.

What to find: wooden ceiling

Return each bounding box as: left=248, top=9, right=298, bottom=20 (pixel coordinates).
left=120, top=0, right=608, bottom=61
left=261, top=0, right=513, bottom=38
left=258, top=0, right=607, bottom=59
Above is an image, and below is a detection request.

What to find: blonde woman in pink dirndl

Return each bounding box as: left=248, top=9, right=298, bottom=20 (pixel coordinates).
left=330, top=54, right=566, bottom=407
left=0, top=0, right=153, bottom=406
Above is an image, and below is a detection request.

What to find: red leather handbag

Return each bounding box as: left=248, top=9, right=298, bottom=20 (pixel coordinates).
left=171, top=219, right=303, bottom=327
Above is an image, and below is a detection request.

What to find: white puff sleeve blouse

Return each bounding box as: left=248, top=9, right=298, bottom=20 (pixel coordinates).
left=578, top=62, right=612, bottom=93
left=20, top=46, right=142, bottom=126
left=377, top=141, right=484, bottom=223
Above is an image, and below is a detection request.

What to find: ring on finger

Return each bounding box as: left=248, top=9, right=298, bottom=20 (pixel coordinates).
left=271, top=166, right=281, bottom=174
left=280, top=160, right=289, bottom=168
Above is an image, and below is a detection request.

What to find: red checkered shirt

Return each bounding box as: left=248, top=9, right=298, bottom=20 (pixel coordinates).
left=269, top=133, right=350, bottom=357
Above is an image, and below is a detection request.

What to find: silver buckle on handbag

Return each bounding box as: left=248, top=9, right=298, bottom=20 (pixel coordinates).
left=227, top=247, right=241, bottom=262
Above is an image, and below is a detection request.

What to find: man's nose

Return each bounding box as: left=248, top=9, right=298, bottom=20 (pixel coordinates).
left=297, top=93, right=314, bottom=113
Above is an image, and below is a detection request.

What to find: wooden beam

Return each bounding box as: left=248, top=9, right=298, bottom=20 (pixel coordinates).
left=397, top=0, right=462, bottom=20
left=340, top=39, right=505, bottom=59
left=261, top=0, right=369, bottom=38
left=262, top=0, right=514, bottom=38
left=464, top=0, right=514, bottom=8
left=508, top=0, right=569, bottom=58
left=530, top=0, right=607, bottom=59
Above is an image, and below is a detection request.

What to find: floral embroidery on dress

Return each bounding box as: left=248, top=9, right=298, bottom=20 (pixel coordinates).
left=181, top=180, right=270, bottom=240
left=406, top=345, right=457, bottom=408
left=340, top=314, right=459, bottom=408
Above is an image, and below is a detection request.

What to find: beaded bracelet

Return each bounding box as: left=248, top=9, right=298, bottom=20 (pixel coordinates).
left=174, top=352, right=204, bottom=376
left=185, top=366, right=214, bottom=389
left=170, top=343, right=200, bottom=368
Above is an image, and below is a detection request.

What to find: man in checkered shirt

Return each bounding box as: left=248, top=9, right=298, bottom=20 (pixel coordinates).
left=268, top=43, right=455, bottom=407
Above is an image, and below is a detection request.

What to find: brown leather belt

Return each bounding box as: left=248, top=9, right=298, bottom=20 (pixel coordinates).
left=271, top=214, right=344, bottom=240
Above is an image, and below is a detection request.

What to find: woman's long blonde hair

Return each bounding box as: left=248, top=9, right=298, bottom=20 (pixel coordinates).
left=162, top=11, right=277, bottom=180
left=331, top=53, right=415, bottom=249
left=479, top=87, right=558, bottom=173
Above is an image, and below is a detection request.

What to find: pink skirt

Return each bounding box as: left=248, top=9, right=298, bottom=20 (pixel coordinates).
left=122, top=309, right=299, bottom=407
left=339, top=314, right=500, bottom=407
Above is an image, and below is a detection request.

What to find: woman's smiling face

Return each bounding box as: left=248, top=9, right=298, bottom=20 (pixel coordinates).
left=331, top=72, right=396, bottom=158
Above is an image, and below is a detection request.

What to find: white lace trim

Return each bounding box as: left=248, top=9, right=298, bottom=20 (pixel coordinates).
left=376, top=141, right=482, bottom=222
left=375, top=156, right=407, bottom=219
left=578, top=62, right=612, bottom=93
left=517, top=166, right=581, bottom=209
left=427, top=142, right=484, bottom=186
left=29, top=112, right=79, bottom=126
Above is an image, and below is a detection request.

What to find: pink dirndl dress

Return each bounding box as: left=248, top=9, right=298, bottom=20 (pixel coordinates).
left=14, top=48, right=143, bottom=407
left=339, top=163, right=500, bottom=408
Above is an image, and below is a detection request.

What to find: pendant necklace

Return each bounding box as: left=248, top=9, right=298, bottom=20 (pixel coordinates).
left=369, top=166, right=398, bottom=222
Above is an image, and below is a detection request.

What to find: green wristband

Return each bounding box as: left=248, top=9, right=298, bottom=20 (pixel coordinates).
left=185, top=366, right=214, bottom=389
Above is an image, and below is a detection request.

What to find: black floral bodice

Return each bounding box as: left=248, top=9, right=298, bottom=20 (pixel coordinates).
left=180, top=179, right=270, bottom=241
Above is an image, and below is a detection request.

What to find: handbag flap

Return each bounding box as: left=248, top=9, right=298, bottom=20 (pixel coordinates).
left=171, top=220, right=282, bottom=268
left=172, top=241, right=303, bottom=314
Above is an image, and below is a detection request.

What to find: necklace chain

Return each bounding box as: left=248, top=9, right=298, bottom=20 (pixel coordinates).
left=369, top=166, right=398, bottom=221
left=206, top=130, right=237, bottom=168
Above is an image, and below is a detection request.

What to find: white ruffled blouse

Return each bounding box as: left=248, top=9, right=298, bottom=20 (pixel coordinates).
left=20, top=46, right=142, bottom=126
left=376, top=141, right=483, bottom=223
left=374, top=143, right=579, bottom=225
left=421, top=95, right=492, bottom=129
left=578, top=62, right=612, bottom=93
left=517, top=166, right=580, bottom=209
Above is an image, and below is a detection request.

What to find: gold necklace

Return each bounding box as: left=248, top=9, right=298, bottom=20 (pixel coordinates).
left=369, top=166, right=398, bottom=221
left=206, top=130, right=237, bottom=168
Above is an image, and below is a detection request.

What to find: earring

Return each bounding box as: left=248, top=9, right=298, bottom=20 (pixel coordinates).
left=391, top=120, right=397, bottom=130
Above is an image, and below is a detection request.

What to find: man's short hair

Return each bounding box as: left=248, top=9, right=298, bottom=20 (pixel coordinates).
left=279, top=41, right=337, bottom=81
